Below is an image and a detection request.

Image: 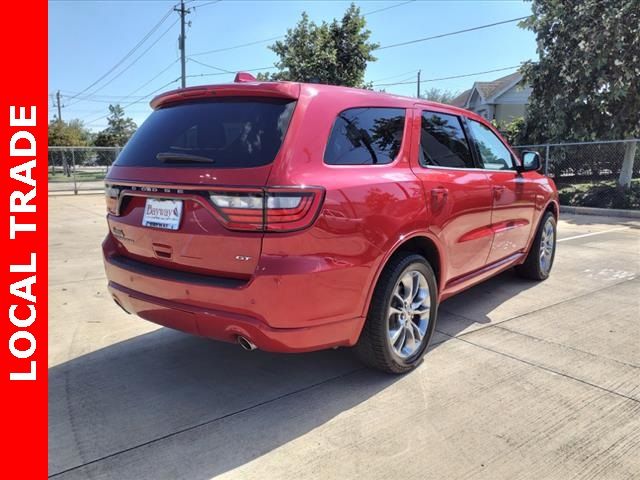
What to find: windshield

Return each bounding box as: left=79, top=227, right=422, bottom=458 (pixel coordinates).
left=115, top=98, right=296, bottom=168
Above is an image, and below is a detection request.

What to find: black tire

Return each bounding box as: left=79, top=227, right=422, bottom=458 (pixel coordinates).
left=355, top=253, right=438, bottom=374
left=516, top=211, right=557, bottom=281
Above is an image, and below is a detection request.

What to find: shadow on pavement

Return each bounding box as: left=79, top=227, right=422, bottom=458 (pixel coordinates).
left=49, top=268, right=538, bottom=479
left=48, top=328, right=394, bottom=478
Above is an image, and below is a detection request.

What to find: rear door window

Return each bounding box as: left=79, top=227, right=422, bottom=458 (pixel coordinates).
left=114, top=98, right=296, bottom=168
left=420, top=111, right=475, bottom=168
left=324, top=107, right=406, bottom=165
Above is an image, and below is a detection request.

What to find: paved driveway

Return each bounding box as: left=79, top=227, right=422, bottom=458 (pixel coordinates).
left=48, top=194, right=640, bottom=479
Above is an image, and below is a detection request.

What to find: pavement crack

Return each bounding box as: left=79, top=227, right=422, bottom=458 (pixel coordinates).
left=440, top=276, right=639, bottom=338
left=445, top=333, right=640, bottom=405
left=493, top=325, right=640, bottom=370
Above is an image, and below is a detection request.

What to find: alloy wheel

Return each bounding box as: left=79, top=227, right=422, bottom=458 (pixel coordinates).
left=387, top=270, right=431, bottom=358
left=539, top=217, right=555, bottom=274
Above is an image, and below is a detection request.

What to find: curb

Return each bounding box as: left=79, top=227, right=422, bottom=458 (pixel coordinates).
left=560, top=205, right=640, bottom=219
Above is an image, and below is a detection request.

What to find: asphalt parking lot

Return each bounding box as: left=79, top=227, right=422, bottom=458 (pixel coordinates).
left=48, top=194, right=640, bottom=480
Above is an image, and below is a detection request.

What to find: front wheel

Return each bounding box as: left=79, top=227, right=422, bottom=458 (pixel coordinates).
left=355, top=254, right=438, bottom=374
left=516, top=211, right=557, bottom=281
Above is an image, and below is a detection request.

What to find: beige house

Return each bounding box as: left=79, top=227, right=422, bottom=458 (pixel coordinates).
left=451, top=72, right=531, bottom=123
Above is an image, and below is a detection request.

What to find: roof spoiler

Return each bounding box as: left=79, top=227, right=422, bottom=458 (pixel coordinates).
left=149, top=78, right=300, bottom=110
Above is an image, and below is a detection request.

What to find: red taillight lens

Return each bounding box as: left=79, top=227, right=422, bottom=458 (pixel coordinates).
left=209, top=187, right=324, bottom=232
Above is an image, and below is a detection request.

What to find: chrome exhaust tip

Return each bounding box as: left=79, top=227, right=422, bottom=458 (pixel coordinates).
left=237, top=335, right=257, bottom=351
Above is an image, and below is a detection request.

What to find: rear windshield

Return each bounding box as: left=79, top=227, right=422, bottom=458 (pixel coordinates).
left=114, top=98, right=296, bottom=168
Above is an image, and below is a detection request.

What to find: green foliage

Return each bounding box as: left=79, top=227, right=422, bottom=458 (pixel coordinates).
left=48, top=119, right=91, bottom=146
left=420, top=88, right=460, bottom=105
left=492, top=117, right=526, bottom=145
left=558, top=180, right=640, bottom=210
left=94, top=104, right=137, bottom=148
left=520, top=0, right=640, bottom=143
left=261, top=4, right=378, bottom=87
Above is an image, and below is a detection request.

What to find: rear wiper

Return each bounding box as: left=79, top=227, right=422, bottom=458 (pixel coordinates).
left=156, top=152, right=215, bottom=164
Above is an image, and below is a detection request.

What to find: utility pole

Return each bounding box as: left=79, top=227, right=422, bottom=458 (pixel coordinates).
left=56, top=90, right=62, bottom=122
left=175, top=0, right=191, bottom=88
left=417, top=70, right=421, bottom=98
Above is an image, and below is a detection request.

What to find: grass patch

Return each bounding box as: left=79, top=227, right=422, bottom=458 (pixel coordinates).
left=48, top=170, right=107, bottom=183
left=557, top=179, right=640, bottom=210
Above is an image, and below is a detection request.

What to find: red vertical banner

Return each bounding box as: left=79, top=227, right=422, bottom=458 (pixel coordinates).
left=1, top=0, right=48, bottom=477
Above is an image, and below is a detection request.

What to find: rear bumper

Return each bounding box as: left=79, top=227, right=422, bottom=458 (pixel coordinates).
left=103, top=236, right=364, bottom=352
left=108, top=282, right=362, bottom=352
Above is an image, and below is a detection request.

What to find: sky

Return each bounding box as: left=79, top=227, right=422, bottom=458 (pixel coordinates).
left=48, top=0, right=537, bottom=131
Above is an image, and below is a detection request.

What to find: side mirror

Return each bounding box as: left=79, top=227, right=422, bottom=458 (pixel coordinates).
left=519, top=151, right=542, bottom=173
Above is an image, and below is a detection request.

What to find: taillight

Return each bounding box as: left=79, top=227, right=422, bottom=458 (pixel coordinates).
left=209, top=187, right=324, bottom=232
left=105, top=184, right=119, bottom=215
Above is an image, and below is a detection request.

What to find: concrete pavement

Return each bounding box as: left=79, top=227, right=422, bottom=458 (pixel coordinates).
left=48, top=194, right=640, bottom=479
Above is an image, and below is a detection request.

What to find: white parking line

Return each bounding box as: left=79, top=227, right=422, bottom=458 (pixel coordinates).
left=558, top=226, right=631, bottom=243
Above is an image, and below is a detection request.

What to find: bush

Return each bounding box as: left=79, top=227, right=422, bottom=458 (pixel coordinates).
left=557, top=180, right=640, bottom=210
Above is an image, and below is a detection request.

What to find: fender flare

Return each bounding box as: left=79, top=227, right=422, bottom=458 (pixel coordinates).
left=358, top=230, right=446, bottom=327
left=523, top=199, right=560, bottom=255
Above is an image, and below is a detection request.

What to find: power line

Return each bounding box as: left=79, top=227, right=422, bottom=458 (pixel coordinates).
left=372, top=65, right=522, bottom=87
left=59, top=58, right=180, bottom=106
left=189, top=0, right=415, bottom=58
left=61, top=91, right=147, bottom=100
left=83, top=77, right=181, bottom=126
left=124, top=59, right=181, bottom=97
left=189, top=10, right=527, bottom=59
left=66, top=6, right=174, bottom=101
left=190, top=35, right=283, bottom=57
left=65, top=18, right=180, bottom=107
left=188, top=58, right=234, bottom=73
left=192, top=0, right=223, bottom=8
left=185, top=66, right=275, bottom=79
left=370, top=69, right=419, bottom=83
left=363, top=0, right=415, bottom=16
left=376, top=16, right=530, bottom=51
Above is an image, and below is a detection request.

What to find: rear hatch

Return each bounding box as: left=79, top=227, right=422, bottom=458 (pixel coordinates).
left=105, top=88, right=299, bottom=280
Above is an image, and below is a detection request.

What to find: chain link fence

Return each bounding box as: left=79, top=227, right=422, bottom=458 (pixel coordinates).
left=512, top=139, right=639, bottom=210
left=49, top=141, right=640, bottom=210
left=48, top=146, right=120, bottom=193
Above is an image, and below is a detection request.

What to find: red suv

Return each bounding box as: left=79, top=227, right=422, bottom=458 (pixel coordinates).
left=103, top=75, right=558, bottom=373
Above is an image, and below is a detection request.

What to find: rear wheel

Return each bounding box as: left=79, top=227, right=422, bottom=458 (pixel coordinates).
left=516, top=211, right=557, bottom=280
left=355, top=254, right=438, bottom=374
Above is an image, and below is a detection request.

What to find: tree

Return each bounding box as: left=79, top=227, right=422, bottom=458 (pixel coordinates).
left=48, top=119, right=91, bottom=176
left=259, top=4, right=378, bottom=87
left=420, top=88, right=460, bottom=105
left=48, top=119, right=91, bottom=146
left=94, top=104, right=137, bottom=148
left=493, top=117, right=526, bottom=146
left=520, top=0, right=640, bottom=188
left=94, top=104, right=138, bottom=165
